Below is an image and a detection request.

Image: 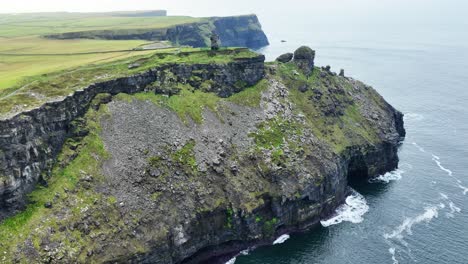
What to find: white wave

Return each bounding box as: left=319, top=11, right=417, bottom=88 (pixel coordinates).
left=431, top=155, right=453, bottom=176
left=225, top=257, right=236, bottom=264
left=412, top=142, right=426, bottom=153
left=273, top=234, right=290, bottom=245
left=457, top=183, right=468, bottom=195
left=439, top=193, right=449, bottom=200
left=240, top=249, right=250, bottom=255
left=370, top=169, right=404, bottom=183
left=404, top=113, right=424, bottom=122
left=224, top=249, right=250, bottom=264
left=384, top=204, right=444, bottom=240
left=446, top=201, right=462, bottom=218
left=389, top=247, right=399, bottom=264
left=320, top=191, right=369, bottom=227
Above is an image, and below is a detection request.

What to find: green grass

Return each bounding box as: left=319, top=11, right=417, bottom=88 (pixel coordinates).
left=0, top=41, right=155, bottom=90
left=227, top=79, right=269, bottom=107
left=0, top=12, right=204, bottom=92
left=117, top=84, right=221, bottom=124
left=0, top=13, right=202, bottom=38
left=172, top=139, right=198, bottom=173
left=249, top=118, right=302, bottom=149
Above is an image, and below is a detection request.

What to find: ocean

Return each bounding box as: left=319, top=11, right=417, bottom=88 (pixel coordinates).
left=227, top=9, right=468, bottom=264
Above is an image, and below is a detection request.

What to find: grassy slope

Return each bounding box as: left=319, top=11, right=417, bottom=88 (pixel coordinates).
left=0, top=13, right=203, bottom=90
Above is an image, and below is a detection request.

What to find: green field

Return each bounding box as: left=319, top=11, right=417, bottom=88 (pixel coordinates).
left=0, top=12, right=204, bottom=91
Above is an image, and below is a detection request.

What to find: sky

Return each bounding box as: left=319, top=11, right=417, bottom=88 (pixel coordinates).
left=1, top=0, right=467, bottom=38
left=1, top=0, right=467, bottom=22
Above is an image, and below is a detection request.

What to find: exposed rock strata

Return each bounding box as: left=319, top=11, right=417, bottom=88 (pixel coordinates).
left=0, top=55, right=265, bottom=218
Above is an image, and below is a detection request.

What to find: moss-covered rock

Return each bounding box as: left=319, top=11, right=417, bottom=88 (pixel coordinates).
left=293, top=46, right=316, bottom=75
left=276, top=52, right=293, bottom=63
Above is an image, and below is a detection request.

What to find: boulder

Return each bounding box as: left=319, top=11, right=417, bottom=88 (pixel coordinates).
left=298, top=84, right=309, bottom=93
left=293, top=46, right=315, bottom=75
left=339, top=69, right=345, bottom=77
left=276, top=53, right=293, bottom=63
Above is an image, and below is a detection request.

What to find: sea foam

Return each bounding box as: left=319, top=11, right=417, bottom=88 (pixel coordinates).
left=384, top=203, right=444, bottom=240
left=320, top=190, right=369, bottom=227
left=432, top=155, right=453, bottom=176
left=404, top=113, right=424, bottom=122
left=225, top=257, right=236, bottom=264
left=389, top=247, right=399, bottom=264
left=273, top=234, right=290, bottom=245
left=370, top=169, right=404, bottom=183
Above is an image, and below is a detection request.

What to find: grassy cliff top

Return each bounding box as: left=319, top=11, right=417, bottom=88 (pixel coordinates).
left=0, top=12, right=200, bottom=38
left=0, top=12, right=204, bottom=91
left=0, top=48, right=261, bottom=119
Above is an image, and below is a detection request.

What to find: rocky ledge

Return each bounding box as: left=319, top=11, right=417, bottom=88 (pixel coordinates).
left=0, top=46, right=404, bottom=263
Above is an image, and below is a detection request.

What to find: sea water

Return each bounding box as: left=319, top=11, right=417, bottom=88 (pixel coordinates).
left=230, top=4, right=468, bottom=264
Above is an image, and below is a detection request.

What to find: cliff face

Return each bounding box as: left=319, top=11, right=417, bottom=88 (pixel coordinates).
left=0, top=47, right=404, bottom=263
left=45, top=15, right=269, bottom=49
left=166, top=15, right=270, bottom=49
left=0, top=54, right=265, bottom=218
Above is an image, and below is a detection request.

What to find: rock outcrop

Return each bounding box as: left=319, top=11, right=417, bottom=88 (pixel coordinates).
left=0, top=46, right=405, bottom=264
left=293, top=46, right=316, bottom=75
left=276, top=53, right=293, bottom=63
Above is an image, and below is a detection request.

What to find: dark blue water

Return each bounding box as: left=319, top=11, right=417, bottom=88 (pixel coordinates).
left=231, top=11, right=468, bottom=264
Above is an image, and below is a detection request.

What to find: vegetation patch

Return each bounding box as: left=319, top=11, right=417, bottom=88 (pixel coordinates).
left=171, top=139, right=198, bottom=173
left=262, top=217, right=279, bottom=236
left=277, top=62, right=379, bottom=153
left=227, top=79, right=268, bottom=107
left=249, top=117, right=302, bottom=150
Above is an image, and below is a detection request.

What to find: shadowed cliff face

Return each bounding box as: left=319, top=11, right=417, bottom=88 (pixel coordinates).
left=45, top=15, right=270, bottom=50
left=0, top=48, right=404, bottom=263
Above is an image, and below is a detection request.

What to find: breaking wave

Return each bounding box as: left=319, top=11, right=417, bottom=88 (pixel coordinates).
left=273, top=234, right=290, bottom=245
left=404, top=113, right=424, bottom=122
left=320, top=190, right=369, bottom=227
left=224, top=249, right=250, bottom=264
left=370, top=169, right=404, bottom=183
left=225, top=257, right=237, bottom=264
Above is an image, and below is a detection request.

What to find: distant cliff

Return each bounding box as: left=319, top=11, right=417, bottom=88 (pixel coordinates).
left=45, top=14, right=269, bottom=49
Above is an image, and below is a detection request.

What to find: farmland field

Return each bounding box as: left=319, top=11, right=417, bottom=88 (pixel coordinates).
left=0, top=12, right=203, bottom=90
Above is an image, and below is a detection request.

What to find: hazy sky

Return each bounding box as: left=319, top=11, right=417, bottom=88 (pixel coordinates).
left=1, top=0, right=467, bottom=34
left=1, top=0, right=467, bottom=21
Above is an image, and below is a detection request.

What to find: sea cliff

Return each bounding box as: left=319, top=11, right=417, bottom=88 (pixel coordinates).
left=0, top=47, right=404, bottom=263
